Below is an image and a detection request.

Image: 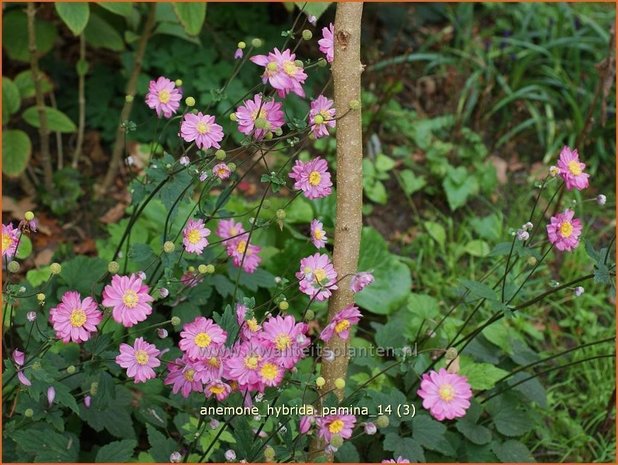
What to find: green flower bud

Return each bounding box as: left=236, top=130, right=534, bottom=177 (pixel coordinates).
left=254, top=117, right=270, bottom=129
left=188, top=266, right=196, bottom=273
left=251, top=38, right=263, bottom=48
left=302, top=29, right=313, bottom=40
left=171, top=316, right=181, bottom=326
left=36, top=293, right=45, bottom=302
left=313, top=114, right=324, bottom=125
left=349, top=99, right=361, bottom=110
left=66, top=365, right=77, bottom=374
left=334, top=378, right=346, bottom=390
left=24, top=408, right=34, bottom=418
left=263, top=445, right=275, bottom=461
left=237, top=41, right=246, bottom=49
left=276, top=209, right=286, bottom=220
left=376, top=415, right=389, bottom=428
left=90, top=381, right=99, bottom=396
left=198, top=264, right=208, bottom=274
left=205, top=264, right=215, bottom=274
left=330, top=434, right=344, bottom=448
left=185, top=96, right=196, bottom=107
left=304, top=309, right=315, bottom=321
left=8, top=261, right=20, bottom=273
left=274, top=127, right=283, bottom=136
left=50, top=262, right=62, bottom=274
left=228, top=163, right=236, bottom=172
left=175, top=79, right=183, bottom=87
left=229, top=112, right=238, bottom=122
left=317, top=58, right=327, bottom=67
left=163, top=241, right=176, bottom=253
left=294, top=59, right=304, bottom=68
left=527, top=256, right=537, bottom=267
left=108, top=261, right=120, bottom=274
left=316, top=376, right=326, bottom=388
left=264, top=132, right=273, bottom=140
left=125, top=94, right=134, bottom=103
left=278, top=301, right=289, bottom=311
left=24, top=211, right=35, bottom=221
left=445, top=347, right=458, bottom=360
left=215, top=149, right=226, bottom=160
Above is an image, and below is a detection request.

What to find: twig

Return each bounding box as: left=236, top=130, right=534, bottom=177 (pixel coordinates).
left=72, top=33, right=87, bottom=168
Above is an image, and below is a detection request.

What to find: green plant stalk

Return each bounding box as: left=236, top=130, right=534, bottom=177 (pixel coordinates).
left=26, top=2, right=53, bottom=191
left=72, top=33, right=87, bottom=168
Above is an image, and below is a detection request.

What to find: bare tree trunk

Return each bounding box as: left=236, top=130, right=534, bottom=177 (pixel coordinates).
left=26, top=2, right=54, bottom=191
left=310, top=2, right=364, bottom=460
left=97, top=2, right=157, bottom=197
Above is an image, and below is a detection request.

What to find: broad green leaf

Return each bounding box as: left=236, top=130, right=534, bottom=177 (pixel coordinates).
left=95, top=439, right=137, bottom=462
left=375, top=153, right=396, bottom=172
left=365, top=179, right=388, bottom=204
left=460, top=279, right=497, bottom=301
left=14, top=70, right=53, bottom=99
left=27, top=266, right=52, bottom=287
left=295, top=2, right=332, bottom=19
left=12, top=425, right=79, bottom=461
left=2, top=130, right=31, bottom=177
left=464, top=239, right=490, bottom=257
left=443, top=166, right=479, bottom=211
left=147, top=424, right=177, bottom=462
left=3, top=11, right=58, bottom=62
left=424, top=221, right=446, bottom=248
left=23, top=106, right=77, bottom=133
left=16, top=235, right=33, bottom=260
left=456, top=419, right=492, bottom=445
left=459, top=361, right=509, bottom=390
left=98, top=2, right=134, bottom=17
left=85, top=14, right=125, bottom=51
left=412, top=414, right=448, bottom=451
left=59, top=255, right=107, bottom=295
left=399, top=169, right=426, bottom=195
left=487, top=396, right=533, bottom=437
left=3, top=77, right=21, bottom=122
left=55, top=3, right=90, bottom=35
left=492, top=440, right=534, bottom=462
left=173, top=3, right=206, bottom=36
left=383, top=434, right=425, bottom=462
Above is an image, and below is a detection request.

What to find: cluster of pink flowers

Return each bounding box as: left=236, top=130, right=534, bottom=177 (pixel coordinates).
left=163, top=311, right=309, bottom=400
left=218, top=219, right=262, bottom=273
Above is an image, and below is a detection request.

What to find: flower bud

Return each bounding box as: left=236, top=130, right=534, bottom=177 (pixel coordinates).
left=47, top=386, right=56, bottom=407
left=171, top=316, right=181, bottom=326
left=527, top=256, right=537, bottom=266
left=198, top=264, right=208, bottom=274
left=225, top=450, right=236, bottom=461
left=108, top=261, right=120, bottom=274
left=205, top=264, right=215, bottom=274
left=137, top=271, right=147, bottom=280
left=349, top=99, right=361, bottom=110
left=597, top=194, right=607, bottom=206
left=24, top=211, right=35, bottom=221
left=175, top=79, right=183, bottom=87
left=294, top=59, right=304, bottom=68
left=84, top=395, right=92, bottom=408
left=229, top=112, right=238, bottom=122
left=50, top=262, right=62, bottom=274
left=445, top=347, right=458, bottom=360
left=304, top=309, right=315, bottom=321
left=364, top=422, right=377, bottom=435
left=209, top=419, right=220, bottom=429
left=274, top=127, right=283, bottom=136
left=313, top=114, right=324, bottom=125
left=278, top=300, right=289, bottom=311
left=215, top=149, right=226, bottom=160
left=125, top=94, right=134, bottom=103
left=330, top=434, right=344, bottom=448
left=317, top=58, right=327, bottom=67
left=376, top=415, right=389, bottom=428
left=170, top=452, right=182, bottom=463
left=302, top=29, right=313, bottom=40
left=24, top=408, right=34, bottom=418
left=185, top=96, right=196, bottom=107
left=237, top=41, right=246, bottom=49
left=228, top=163, right=236, bottom=172
left=157, top=328, right=169, bottom=338
left=263, top=445, right=275, bottom=462
left=276, top=209, right=286, bottom=220
left=66, top=365, right=76, bottom=374
left=163, top=241, right=175, bottom=253
left=90, top=381, right=99, bottom=396
left=36, top=293, right=46, bottom=302
left=549, top=165, right=559, bottom=177
left=334, top=378, right=346, bottom=390
left=27, top=311, right=37, bottom=322
left=316, top=376, right=326, bottom=388
left=251, top=38, right=263, bottom=48
left=8, top=261, right=20, bottom=273
left=159, top=287, right=169, bottom=298
left=264, top=131, right=273, bottom=140
left=574, top=286, right=585, bottom=297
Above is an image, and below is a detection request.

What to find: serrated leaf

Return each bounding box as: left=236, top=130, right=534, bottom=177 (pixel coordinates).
left=460, top=279, right=497, bottom=301
left=55, top=3, right=90, bottom=35
left=147, top=424, right=177, bottom=462
left=60, top=256, right=107, bottom=295
left=173, top=3, right=206, bottom=36
left=23, top=106, right=77, bottom=133
left=456, top=418, right=492, bottom=445
left=459, top=362, right=509, bottom=390
left=95, top=439, right=137, bottom=462
left=2, top=130, right=31, bottom=177
left=492, top=440, right=534, bottom=462
left=383, top=434, right=425, bottom=462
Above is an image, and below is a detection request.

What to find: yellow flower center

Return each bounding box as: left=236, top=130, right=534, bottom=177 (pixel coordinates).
left=251, top=109, right=267, bottom=121
left=158, top=90, right=171, bottom=104
left=328, top=419, right=345, bottom=434
left=244, top=355, right=260, bottom=369
left=282, top=60, right=297, bottom=76
left=209, top=384, right=226, bottom=395
left=308, top=171, right=322, bottom=186
left=122, top=290, right=139, bottom=308
left=183, top=369, right=195, bottom=382
left=217, top=168, right=228, bottom=177
left=438, top=383, right=455, bottom=402
left=236, top=240, right=247, bottom=254
left=187, top=229, right=202, bottom=244
left=260, top=362, right=279, bottom=381
left=568, top=160, right=583, bottom=176
left=135, top=350, right=149, bottom=365
left=2, top=234, right=13, bottom=253
left=266, top=62, right=278, bottom=73
left=194, top=332, right=212, bottom=348
left=319, top=110, right=331, bottom=121
left=208, top=356, right=220, bottom=367
left=196, top=122, right=210, bottom=135
left=314, top=268, right=327, bottom=283
left=559, top=221, right=573, bottom=238
left=70, top=308, right=87, bottom=328
left=313, top=228, right=324, bottom=240
left=229, top=227, right=238, bottom=236
left=247, top=318, right=259, bottom=332
left=335, top=319, right=350, bottom=334
left=275, top=334, right=292, bottom=351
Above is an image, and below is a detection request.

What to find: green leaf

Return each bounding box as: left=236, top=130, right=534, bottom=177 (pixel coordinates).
left=443, top=166, right=478, bottom=211
left=16, top=235, right=33, bottom=260
left=356, top=227, right=412, bottom=315
left=85, top=14, right=125, bottom=51
left=488, top=401, right=532, bottom=437
left=147, top=424, right=177, bottom=462
left=399, top=169, right=426, bottom=195
left=26, top=266, right=52, bottom=287
left=95, top=439, right=137, bottom=462
left=295, top=2, right=332, bottom=20
left=459, top=362, right=508, bottom=390
left=3, top=77, right=21, bottom=122
left=98, top=2, right=134, bottom=17
left=213, top=304, right=240, bottom=347
left=173, top=3, right=206, bottom=36
left=412, top=414, right=448, bottom=452
left=492, top=440, right=534, bottom=462
left=23, top=106, right=77, bottom=133
left=424, top=221, right=446, bottom=248
left=2, top=130, right=31, bottom=177
left=456, top=419, right=492, bottom=445
left=383, top=434, right=425, bottom=462
left=375, top=153, right=396, bottom=172
left=14, top=70, right=53, bottom=99
left=12, top=425, right=79, bottom=461
left=55, top=3, right=90, bottom=35
left=3, top=11, right=58, bottom=62
left=60, top=256, right=107, bottom=295
left=365, top=179, right=388, bottom=204
left=464, top=240, right=490, bottom=257
left=460, top=279, right=497, bottom=301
